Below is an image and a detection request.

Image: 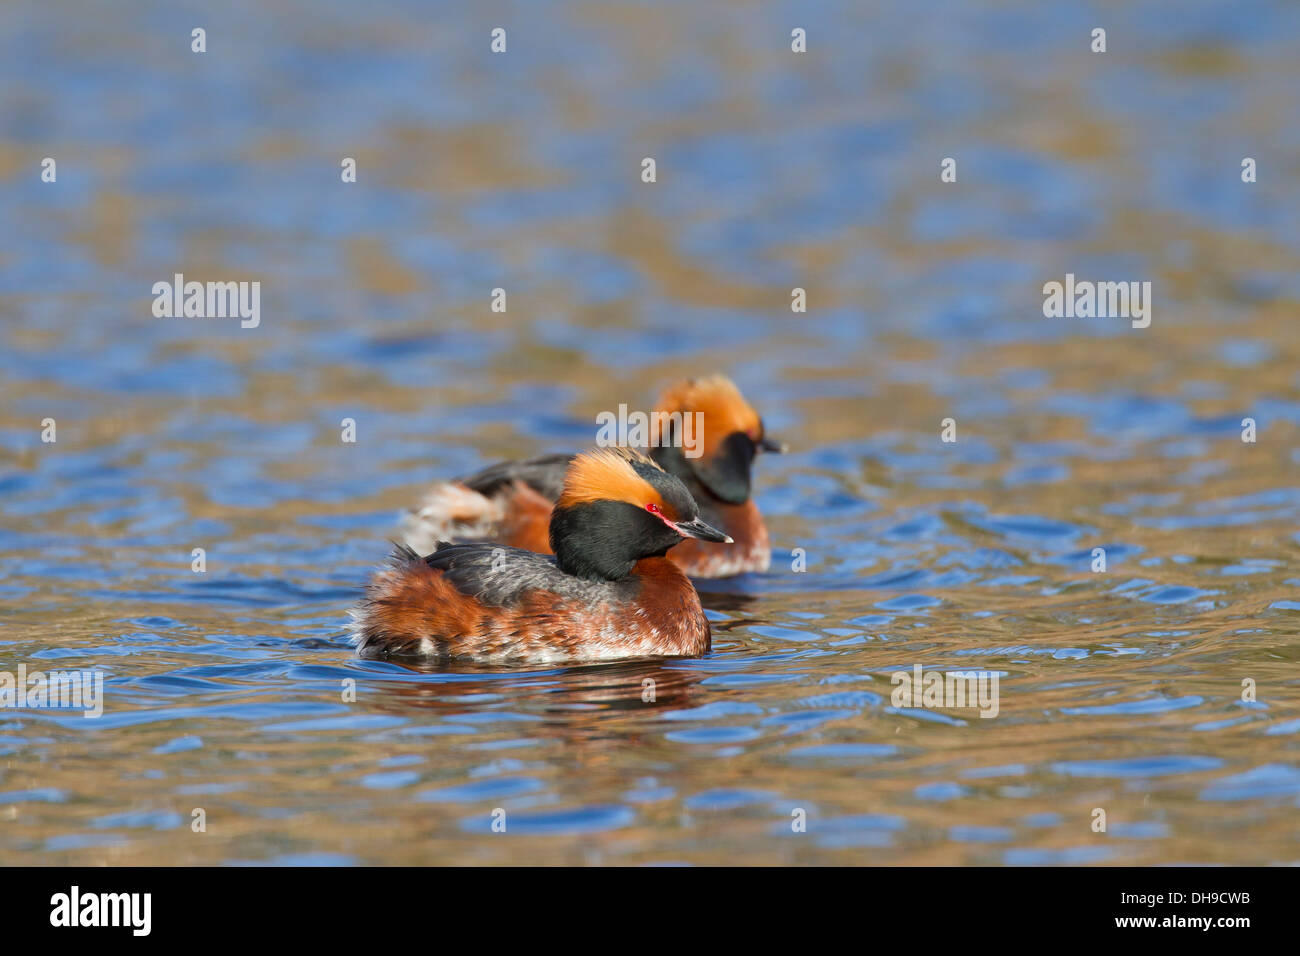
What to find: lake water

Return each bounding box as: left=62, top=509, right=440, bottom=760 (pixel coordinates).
left=1, top=0, right=1298, bottom=865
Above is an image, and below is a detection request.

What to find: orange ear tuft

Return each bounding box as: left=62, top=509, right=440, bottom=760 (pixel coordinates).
left=557, top=448, right=666, bottom=510
left=655, top=374, right=761, bottom=457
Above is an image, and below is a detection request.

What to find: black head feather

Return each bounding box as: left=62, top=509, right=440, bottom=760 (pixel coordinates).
left=549, top=458, right=705, bottom=581
left=651, top=429, right=757, bottom=505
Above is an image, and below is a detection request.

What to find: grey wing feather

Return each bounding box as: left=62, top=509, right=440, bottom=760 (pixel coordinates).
left=417, top=541, right=624, bottom=608
left=420, top=542, right=568, bottom=606
left=458, top=453, right=574, bottom=501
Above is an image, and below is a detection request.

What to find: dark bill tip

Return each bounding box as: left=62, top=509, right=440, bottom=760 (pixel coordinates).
left=759, top=436, right=787, bottom=453
left=675, top=517, right=733, bottom=544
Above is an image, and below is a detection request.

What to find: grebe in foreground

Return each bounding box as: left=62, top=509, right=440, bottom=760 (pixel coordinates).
left=401, top=374, right=782, bottom=577
left=352, top=448, right=730, bottom=664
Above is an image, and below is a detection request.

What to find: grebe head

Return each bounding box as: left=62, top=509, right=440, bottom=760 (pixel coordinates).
left=550, top=447, right=730, bottom=581
left=651, top=374, right=785, bottom=504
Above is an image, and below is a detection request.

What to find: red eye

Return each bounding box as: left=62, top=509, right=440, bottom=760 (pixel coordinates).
left=646, top=502, right=663, bottom=516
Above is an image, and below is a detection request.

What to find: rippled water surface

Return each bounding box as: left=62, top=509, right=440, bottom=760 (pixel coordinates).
left=2, top=1, right=1299, bottom=865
